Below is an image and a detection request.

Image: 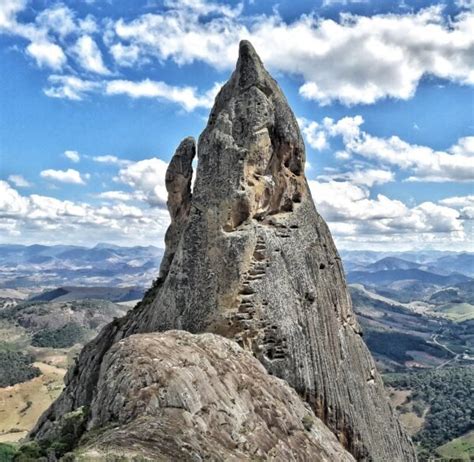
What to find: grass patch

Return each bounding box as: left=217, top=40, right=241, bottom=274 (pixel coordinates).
left=437, top=430, right=474, bottom=461
left=433, top=303, right=474, bottom=323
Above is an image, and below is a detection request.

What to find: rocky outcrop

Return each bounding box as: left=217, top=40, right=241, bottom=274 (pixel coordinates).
left=31, top=41, right=415, bottom=461
left=69, top=331, right=355, bottom=461
left=159, top=136, right=195, bottom=279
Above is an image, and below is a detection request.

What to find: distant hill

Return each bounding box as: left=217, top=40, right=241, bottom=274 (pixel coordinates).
left=1, top=299, right=130, bottom=342
left=30, top=286, right=145, bottom=303
left=1, top=245, right=471, bottom=291
left=0, top=243, right=163, bottom=289
left=339, top=251, right=474, bottom=287
left=341, top=250, right=474, bottom=274
left=347, top=268, right=471, bottom=286
left=430, top=280, right=474, bottom=305
left=0, top=296, right=132, bottom=440
left=429, top=253, right=474, bottom=277
left=341, top=250, right=472, bottom=265
left=364, top=257, right=422, bottom=272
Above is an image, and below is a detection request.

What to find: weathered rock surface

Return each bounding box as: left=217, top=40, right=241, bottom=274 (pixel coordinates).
left=69, top=331, right=355, bottom=461
left=159, top=136, right=195, bottom=280
left=31, top=41, right=415, bottom=461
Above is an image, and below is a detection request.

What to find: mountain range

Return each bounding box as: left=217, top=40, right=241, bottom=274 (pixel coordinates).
left=341, top=250, right=474, bottom=276
left=0, top=243, right=163, bottom=291
left=0, top=245, right=472, bottom=311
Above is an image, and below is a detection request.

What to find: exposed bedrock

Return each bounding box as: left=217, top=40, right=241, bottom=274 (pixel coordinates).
left=70, top=331, right=355, bottom=461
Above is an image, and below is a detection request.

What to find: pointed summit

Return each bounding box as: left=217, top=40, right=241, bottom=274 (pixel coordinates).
left=31, top=42, right=415, bottom=462
left=239, top=39, right=258, bottom=59
left=234, top=39, right=268, bottom=89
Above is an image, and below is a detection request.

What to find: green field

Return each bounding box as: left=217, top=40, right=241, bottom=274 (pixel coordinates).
left=437, top=431, right=474, bottom=461
left=433, top=303, right=474, bottom=322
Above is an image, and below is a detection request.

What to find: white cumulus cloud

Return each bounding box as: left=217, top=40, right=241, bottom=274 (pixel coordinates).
left=317, top=169, right=395, bottom=187
left=0, top=181, right=170, bottom=246
left=107, top=6, right=474, bottom=105
left=97, top=191, right=136, bottom=201
left=64, top=150, right=80, bottom=163
left=44, top=75, right=100, bottom=100
left=117, top=158, right=169, bottom=207
left=439, top=195, right=474, bottom=220
left=8, top=174, right=31, bottom=188
left=109, top=42, right=141, bottom=67
left=26, top=41, right=66, bottom=70
left=439, top=195, right=474, bottom=208
left=308, top=179, right=465, bottom=248
left=298, top=118, right=329, bottom=151
left=35, top=4, right=77, bottom=38
left=309, top=180, right=407, bottom=222
left=105, top=79, right=221, bottom=112
left=43, top=75, right=221, bottom=111
left=92, top=155, right=131, bottom=166
left=72, top=35, right=110, bottom=74
left=163, top=0, right=243, bottom=18
left=40, top=168, right=86, bottom=185
left=0, top=180, right=29, bottom=216
left=5, top=2, right=473, bottom=107
left=301, top=115, right=474, bottom=182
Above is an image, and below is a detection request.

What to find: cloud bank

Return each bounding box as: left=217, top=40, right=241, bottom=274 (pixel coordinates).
left=1, top=2, right=473, bottom=107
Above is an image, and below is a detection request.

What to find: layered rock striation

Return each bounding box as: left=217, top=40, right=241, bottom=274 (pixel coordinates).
left=31, top=41, right=415, bottom=461
left=71, top=331, right=355, bottom=461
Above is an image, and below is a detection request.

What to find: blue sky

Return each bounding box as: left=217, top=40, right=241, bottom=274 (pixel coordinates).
left=0, top=0, right=473, bottom=250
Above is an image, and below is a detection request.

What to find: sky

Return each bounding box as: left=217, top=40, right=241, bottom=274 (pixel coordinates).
left=0, top=0, right=473, bottom=251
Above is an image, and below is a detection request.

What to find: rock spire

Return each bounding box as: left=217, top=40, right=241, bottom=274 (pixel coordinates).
left=31, top=40, right=415, bottom=461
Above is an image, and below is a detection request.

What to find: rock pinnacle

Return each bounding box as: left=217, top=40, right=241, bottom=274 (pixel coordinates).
left=30, top=41, right=416, bottom=462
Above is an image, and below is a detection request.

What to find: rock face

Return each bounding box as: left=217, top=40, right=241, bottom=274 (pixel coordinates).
left=159, top=136, right=195, bottom=279
left=71, top=331, right=355, bottom=461
left=31, top=41, right=415, bottom=461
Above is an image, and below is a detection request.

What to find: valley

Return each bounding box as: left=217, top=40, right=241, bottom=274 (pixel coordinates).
left=343, top=250, right=473, bottom=460
left=0, top=293, right=130, bottom=444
